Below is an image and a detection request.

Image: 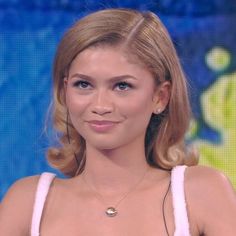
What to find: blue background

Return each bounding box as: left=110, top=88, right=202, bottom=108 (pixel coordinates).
left=0, top=0, right=236, bottom=200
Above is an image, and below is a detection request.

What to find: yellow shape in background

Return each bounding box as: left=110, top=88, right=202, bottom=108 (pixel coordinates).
left=205, top=47, right=231, bottom=71
left=196, top=72, right=236, bottom=188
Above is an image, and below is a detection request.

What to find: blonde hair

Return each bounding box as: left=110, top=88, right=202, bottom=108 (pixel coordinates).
left=48, top=8, right=198, bottom=176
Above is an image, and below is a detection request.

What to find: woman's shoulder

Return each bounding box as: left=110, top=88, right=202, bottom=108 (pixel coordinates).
left=184, top=165, right=236, bottom=235
left=2, top=174, right=43, bottom=204
left=185, top=165, right=233, bottom=190
left=0, top=175, right=42, bottom=235
left=1, top=172, right=59, bottom=207
left=184, top=165, right=235, bottom=204
left=6, top=174, right=40, bottom=192
left=1, top=174, right=40, bottom=207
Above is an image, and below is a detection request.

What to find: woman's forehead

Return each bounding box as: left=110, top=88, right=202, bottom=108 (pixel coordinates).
left=70, top=45, right=151, bottom=76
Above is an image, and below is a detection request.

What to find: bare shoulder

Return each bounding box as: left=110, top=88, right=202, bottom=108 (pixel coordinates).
left=1, top=175, right=40, bottom=206
left=185, top=165, right=236, bottom=199
left=185, top=165, right=236, bottom=235
left=0, top=175, right=40, bottom=235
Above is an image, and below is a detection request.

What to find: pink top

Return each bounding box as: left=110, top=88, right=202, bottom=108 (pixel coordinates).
left=31, top=165, right=190, bottom=236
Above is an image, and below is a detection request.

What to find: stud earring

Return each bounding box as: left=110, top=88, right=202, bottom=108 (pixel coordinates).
left=154, top=108, right=161, bottom=114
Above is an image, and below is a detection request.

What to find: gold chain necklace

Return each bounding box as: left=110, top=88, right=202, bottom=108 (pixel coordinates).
left=81, top=167, right=150, bottom=217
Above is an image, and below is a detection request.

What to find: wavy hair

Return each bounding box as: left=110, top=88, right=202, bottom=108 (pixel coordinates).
left=47, top=8, right=198, bottom=176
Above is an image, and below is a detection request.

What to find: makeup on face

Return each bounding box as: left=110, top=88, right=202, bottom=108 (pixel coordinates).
left=65, top=46, right=161, bottom=150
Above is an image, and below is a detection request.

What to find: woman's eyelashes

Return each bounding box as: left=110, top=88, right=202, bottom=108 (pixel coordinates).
left=114, top=81, right=133, bottom=91
left=72, top=80, right=92, bottom=89
left=72, top=80, right=133, bottom=91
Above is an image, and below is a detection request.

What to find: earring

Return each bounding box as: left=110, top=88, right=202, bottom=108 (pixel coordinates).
left=154, top=108, right=161, bottom=114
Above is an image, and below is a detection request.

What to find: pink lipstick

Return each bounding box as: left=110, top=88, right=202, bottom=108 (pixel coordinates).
left=87, top=120, right=119, bottom=132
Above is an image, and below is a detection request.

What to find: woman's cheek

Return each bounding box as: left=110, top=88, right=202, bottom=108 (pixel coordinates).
left=66, top=92, right=89, bottom=114
left=122, top=96, right=153, bottom=115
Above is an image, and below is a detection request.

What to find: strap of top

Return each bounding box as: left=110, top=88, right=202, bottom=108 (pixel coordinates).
left=171, top=165, right=191, bottom=236
left=31, top=168, right=190, bottom=236
left=31, top=172, right=56, bottom=236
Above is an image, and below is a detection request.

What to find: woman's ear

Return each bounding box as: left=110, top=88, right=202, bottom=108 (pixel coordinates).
left=64, top=77, right=68, bottom=88
left=153, top=81, right=171, bottom=114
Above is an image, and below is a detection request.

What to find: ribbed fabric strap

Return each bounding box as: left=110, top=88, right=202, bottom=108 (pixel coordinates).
left=171, top=165, right=191, bottom=236
left=31, top=172, right=56, bottom=236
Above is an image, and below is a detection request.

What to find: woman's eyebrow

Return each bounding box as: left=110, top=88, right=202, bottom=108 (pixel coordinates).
left=70, top=73, right=138, bottom=81
left=109, top=75, right=138, bottom=83
left=70, top=73, right=92, bottom=81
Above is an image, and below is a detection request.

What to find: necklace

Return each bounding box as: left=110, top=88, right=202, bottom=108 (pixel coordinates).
left=81, top=167, right=150, bottom=217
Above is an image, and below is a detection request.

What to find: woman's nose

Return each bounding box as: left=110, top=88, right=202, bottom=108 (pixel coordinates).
left=91, top=90, right=114, bottom=115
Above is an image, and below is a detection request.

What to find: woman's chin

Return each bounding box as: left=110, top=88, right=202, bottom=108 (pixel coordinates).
left=86, top=139, right=123, bottom=151
left=91, top=143, right=118, bottom=151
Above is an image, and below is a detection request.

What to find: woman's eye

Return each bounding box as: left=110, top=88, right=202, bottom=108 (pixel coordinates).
left=73, top=80, right=91, bottom=89
left=115, top=82, right=132, bottom=91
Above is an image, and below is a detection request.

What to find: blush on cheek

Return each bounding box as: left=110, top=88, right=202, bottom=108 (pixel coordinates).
left=66, top=92, right=90, bottom=114
left=126, top=97, right=153, bottom=115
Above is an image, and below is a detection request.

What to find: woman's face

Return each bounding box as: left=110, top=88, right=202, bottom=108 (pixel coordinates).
left=65, top=46, right=169, bottom=150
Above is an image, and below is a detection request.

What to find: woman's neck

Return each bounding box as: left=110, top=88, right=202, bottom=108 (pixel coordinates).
left=81, top=142, right=152, bottom=196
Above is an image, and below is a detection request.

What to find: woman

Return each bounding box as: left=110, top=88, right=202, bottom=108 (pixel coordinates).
left=0, top=8, right=235, bottom=236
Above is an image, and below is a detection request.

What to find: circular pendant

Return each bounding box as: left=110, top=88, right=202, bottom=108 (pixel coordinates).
left=106, top=207, right=118, bottom=217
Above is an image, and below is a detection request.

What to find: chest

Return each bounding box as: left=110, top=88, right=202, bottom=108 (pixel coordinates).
left=39, top=190, right=176, bottom=236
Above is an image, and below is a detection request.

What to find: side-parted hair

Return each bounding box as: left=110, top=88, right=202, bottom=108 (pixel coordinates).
left=48, top=8, right=198, bottom=176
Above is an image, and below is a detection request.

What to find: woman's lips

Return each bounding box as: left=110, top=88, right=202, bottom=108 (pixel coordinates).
left=87, top=120, right=119, bottom=132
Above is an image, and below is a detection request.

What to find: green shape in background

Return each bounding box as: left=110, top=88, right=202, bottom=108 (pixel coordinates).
left=195, top=71, right=236, bottom=188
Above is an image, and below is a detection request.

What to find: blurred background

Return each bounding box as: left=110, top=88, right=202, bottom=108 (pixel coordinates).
left=0, top=0, right=236, bottom=200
